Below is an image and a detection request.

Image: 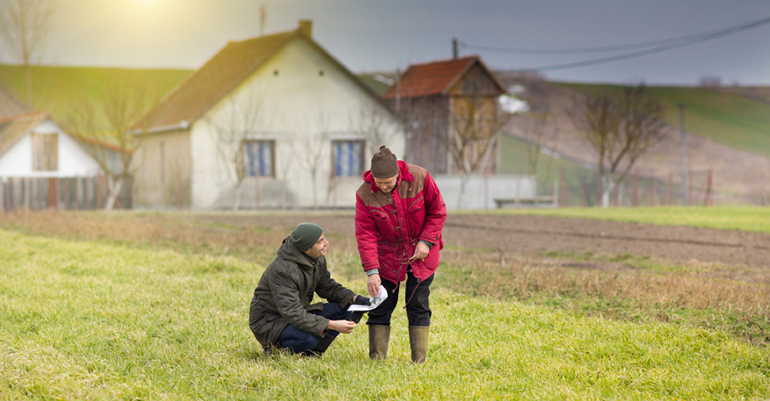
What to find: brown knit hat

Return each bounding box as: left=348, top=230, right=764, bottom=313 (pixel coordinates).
left=370, top=145, right=399, bottom=178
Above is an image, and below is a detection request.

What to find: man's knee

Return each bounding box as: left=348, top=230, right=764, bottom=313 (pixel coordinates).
left=322, top=302, right=352, bottom=321
left=280, top=334, right=320, bottom=352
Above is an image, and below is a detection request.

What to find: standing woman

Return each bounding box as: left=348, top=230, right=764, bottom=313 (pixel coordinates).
left=354, top=146, right=447, bottom=364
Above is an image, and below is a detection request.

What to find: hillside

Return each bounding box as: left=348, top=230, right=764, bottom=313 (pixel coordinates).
left=496, top=74, right=770, bottom=203
left=560, top=83, right=770, bottom=159
left=0, top=64, right=192, bottom=131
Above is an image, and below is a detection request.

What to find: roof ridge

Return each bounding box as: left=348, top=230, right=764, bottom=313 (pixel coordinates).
left=0, top=110, right=48, bottom=123
left=407, top=55, right=479, bottom=67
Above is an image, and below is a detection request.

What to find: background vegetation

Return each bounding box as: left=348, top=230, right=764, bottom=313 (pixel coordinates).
left=0, top=64, right=192, bottom=132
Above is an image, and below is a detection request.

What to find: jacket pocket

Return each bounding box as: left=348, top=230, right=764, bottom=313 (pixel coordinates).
left=407, top=196, right=425, bottom=226
left=376, top=241, right=399, bottom=272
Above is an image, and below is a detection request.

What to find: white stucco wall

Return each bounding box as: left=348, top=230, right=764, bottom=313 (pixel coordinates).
left=190, top=37, right=405, bottom=209
left=433, top=175, right=539, bottom=210
left=0, top=120, right=101, bottom=177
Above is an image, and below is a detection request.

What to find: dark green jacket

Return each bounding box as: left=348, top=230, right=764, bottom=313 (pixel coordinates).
left=248, top=236, right=356, bottom=348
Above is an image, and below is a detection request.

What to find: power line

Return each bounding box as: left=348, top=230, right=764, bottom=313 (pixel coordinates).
left=461, top=15, right=770, bottom=54
left=462, top=15, right=770, bottom=72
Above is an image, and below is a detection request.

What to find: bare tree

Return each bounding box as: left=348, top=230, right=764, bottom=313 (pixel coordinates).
left=66, top=83, right=159, bottom=210
left=274, top=133, right=296, bottom=210
left=0, top=0, right=55, bottom=106
left=207, top=90, right=264, bottom=211
left=354, top=103, right=398, bottom=157
left=572, top=84, right=665, bottom=207
left=299, top=112, right=331, bottom=210
left=446, top=93, right=511, bottom=208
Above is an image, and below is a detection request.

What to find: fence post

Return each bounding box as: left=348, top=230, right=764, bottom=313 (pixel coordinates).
left=96, top=173, right=102, bottom=209
left=649, top=175, right=655, bottom=207
left=580, top=180, right=586, bottom=207
left=632, top=169, right=639, bottom=207
left=0, top=177, right=5, bottom=213
left=668, top=173, right=673, bottom=206
left=705, top=169, right=713, bottom=206
left=21, top=178, right=27, bottom=210
left=560, top=168, right=566, bottom=207
left=596, top=178, right=602, bottom=208
left=688, top=170, right=693, bottom=206
left=47, top=177, right=56, bottom=209
left=553, top=179, right=558, bottom=208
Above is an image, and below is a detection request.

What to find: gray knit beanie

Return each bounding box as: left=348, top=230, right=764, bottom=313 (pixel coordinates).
left=291, top=222, right=323, bottom=252
left=370, top=145, right=399, bottom=178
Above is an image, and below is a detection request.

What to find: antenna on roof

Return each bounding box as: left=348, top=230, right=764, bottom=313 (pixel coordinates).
left=259, top=5, right=266, bottom=36
left=452, top=38, right=458, bottom=59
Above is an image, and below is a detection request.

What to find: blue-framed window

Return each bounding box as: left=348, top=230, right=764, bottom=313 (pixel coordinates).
left=332, top=140, right=364, bottom=177
left=242, top=140, right=274, bottom=177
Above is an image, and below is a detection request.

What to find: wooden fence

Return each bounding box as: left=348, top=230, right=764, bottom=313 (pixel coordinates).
left=1, top=175, right=132, bottom=212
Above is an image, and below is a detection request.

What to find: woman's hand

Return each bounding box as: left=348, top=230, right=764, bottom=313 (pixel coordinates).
left=367, top=274, right=381, bottom=298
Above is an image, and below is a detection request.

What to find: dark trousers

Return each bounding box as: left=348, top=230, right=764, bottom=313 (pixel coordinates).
left=367, top=270, right=434, bottom=327
left=276, top=302, right=351, bottom=354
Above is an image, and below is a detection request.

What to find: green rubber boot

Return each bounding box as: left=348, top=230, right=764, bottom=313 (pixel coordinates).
left=368, top=325, right=390, bottom=360
left=409, top=326, right=430, bottom=364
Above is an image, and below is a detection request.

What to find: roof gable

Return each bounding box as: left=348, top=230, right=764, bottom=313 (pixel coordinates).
left=139, top=30, right=297, bottom=130
left=140, top=24, right=395, bottom=132
left=383, top=56, right=507, bottom=99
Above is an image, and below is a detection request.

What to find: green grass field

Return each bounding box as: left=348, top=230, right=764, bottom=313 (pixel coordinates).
left=560, top=83, right=770, bottom=159
left=1, top=227, right=768, bottom=399
left=470, top=205, right=770, bottom=234
left=0, top=213, right=770, bottom=400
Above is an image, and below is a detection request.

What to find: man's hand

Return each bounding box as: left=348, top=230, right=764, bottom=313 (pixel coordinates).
left=353, top=295, right=371, bottom=306
left=328, top=320, right=356, bottom=334
left=409, top=241, right=430, bottom=262
left=367, top=274, right=381, bottom=298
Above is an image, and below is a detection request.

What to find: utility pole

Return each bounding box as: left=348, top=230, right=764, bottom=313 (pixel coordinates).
left=395, top=68, right=401, bottom=112
left=452, top=38, right=458, bottom=59
left=678, top=103, right=688, bottom=206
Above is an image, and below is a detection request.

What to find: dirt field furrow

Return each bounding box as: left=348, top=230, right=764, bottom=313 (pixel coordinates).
left=198, top=213, right=770, bottom=269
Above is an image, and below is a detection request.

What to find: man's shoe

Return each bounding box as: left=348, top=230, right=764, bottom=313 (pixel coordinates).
left=307, top=334, right=336, bottom=356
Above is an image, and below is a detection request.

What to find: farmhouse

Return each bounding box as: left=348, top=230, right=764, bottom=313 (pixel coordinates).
left=135, top=20, right=404, bottom=209
left=383, top=55, right=508, bottom=175
left=0, top=87, right=117, bottom=209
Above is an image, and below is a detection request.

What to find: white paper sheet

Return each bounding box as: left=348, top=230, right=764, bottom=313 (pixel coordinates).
left=347, top=285, right=388, bottom=312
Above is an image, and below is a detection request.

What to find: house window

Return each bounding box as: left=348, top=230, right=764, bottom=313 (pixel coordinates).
left=332, top=140, right=364, bottom=177
left=31, top=133, right=58, bottom=171
left=242, top=140, right=274, bottom=177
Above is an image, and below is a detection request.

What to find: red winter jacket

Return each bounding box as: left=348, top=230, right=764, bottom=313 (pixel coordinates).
left=355, top=161, right=447, bottom=284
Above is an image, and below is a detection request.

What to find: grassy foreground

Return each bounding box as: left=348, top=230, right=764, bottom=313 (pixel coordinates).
left=472, top=206, right=770, bottom=234
left=1, top=228, right=769, bottom=400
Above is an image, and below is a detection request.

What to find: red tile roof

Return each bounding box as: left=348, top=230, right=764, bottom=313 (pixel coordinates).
left=383, top=56, right=486, bottom=99
left=138, top=30, right=298, bottom=129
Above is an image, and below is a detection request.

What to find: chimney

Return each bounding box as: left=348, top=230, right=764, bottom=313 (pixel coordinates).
left=298, top=20, right=313, bottom=37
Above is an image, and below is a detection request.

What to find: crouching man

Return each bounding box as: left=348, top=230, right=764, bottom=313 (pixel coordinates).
left=249, top=222, right=370, bottom=356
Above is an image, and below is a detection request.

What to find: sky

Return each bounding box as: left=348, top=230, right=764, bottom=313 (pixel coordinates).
left=3, top=0, right=770, bottom=86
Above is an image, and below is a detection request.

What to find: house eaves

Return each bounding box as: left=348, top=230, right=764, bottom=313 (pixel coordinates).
left=0, top=112, right=49, bottom=157
left=136, top=23, right=400, bottom=134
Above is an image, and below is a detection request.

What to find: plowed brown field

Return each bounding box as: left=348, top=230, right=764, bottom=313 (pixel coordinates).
left=197, top=213, right=770, bottom=269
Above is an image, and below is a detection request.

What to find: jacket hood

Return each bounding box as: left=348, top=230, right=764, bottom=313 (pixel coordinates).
left=277, top=236, right=317, bottom=269
left=363, top=160, right=413, bottom=193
